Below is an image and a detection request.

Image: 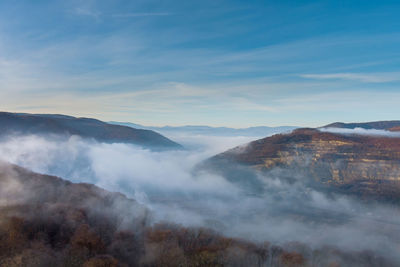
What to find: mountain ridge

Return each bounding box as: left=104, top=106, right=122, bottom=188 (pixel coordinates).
left=0, top=112, right=183, bottom=150
left=323, top=120, right=400, bottom=130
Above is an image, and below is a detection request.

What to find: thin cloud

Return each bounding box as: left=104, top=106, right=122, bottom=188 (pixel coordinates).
left=112, top=12, right=173, bottom=18
left=73, top=7, right=171, bottom=19
left=319, top=127, right=400, bottom=137
left=74, top=7, right=101, bottom=18
left=300, top=72, right=400, bottom=83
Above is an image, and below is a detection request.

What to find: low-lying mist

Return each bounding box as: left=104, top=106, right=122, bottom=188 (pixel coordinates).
left=319, top=127, right=400, bottom=137
left=1, top=133, right=400, bottom=263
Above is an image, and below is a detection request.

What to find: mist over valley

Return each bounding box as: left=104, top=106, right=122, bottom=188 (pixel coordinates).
left=1, top=1, right=400, bottom=265
left=1, top=113, right=400, bottom=266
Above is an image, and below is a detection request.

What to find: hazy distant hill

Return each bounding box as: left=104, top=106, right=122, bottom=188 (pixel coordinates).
left=0, top=112, right=182, bottom=150
left=110, top=121, right=297, bottom=137
left=323, top=120, right=400, bottom=131
left=0, top=160, right=147, bottom=225
left=206, top=125, right=400, bottom=202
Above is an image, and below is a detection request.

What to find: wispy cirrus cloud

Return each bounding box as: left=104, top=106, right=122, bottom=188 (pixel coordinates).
left=300, top=72, right=400, bottom=83
left=73, top=2, right=172, bottom=20
left=112, top=12, right=173, bottom=18
left=74, top=7, right=101, bottom=18
left=75, top=10, right=172, bottom=19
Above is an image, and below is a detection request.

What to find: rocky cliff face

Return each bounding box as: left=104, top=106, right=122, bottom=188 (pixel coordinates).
left=209, top=128, right=400, bottom=201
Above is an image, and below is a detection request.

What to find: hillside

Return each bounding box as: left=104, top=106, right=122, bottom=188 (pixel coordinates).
left=0, top=112, right=182, bottom=150
left=0, top=161, right=268, bottom=266
left=207, top=127, right=400, bottom=202
left=0, top=161, right=394, bottom=266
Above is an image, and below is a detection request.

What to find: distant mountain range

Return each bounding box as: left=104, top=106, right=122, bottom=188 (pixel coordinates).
left=109, top=121, right=298, bottom=137
left=206, top=121, right=400, bottom=202
left=0, top=112, right=182, bottom=150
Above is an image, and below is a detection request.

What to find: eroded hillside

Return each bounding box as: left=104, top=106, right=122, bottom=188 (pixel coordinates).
left=209, top=128, right=400, bottom=201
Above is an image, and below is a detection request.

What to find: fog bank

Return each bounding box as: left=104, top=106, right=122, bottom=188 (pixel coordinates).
left=319, top=127, right=400, bottom=137
left=0, top=133, right=400, bottom=263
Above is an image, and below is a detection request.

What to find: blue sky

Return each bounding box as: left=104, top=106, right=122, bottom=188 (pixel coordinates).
left=0, top=0, right=399, bottom=127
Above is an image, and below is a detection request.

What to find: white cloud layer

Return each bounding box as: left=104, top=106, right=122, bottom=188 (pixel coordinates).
left=319, top=127, right=400, bottom=137
left=301, top=72, right=400, bottom=83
